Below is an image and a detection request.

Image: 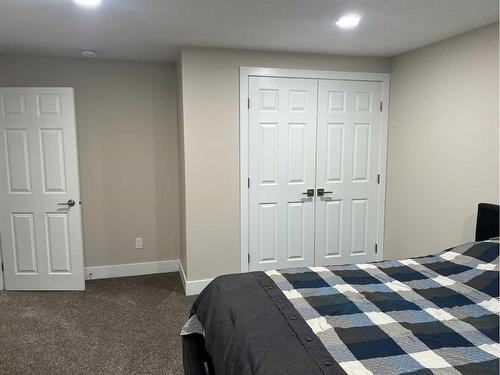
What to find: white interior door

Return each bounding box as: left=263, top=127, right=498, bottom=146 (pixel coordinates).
left=0, top=88, right=85, bottom=290
left=315, top=80, right=382, bottom=265
left=248, top=77, right=318, bottom=271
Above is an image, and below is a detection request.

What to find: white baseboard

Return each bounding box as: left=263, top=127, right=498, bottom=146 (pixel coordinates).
left=85, top=259, right=179, bottom=280
left=179, top=259, right=187, bottom=292
left=179, top=261, right=212, bottom=296
left=85, top=259, right=211, bottom=296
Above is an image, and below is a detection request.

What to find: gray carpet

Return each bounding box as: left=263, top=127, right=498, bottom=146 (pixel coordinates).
left=0, top=273, right=195, bottom=374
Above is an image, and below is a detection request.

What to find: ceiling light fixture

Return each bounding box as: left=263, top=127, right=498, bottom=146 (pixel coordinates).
left=74, top=0, right=101, bottom=8
left=336, top=14, right=361, bottom=29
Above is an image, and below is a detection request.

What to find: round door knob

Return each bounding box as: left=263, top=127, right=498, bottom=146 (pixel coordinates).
left=67, top=199, right=76, bottom=207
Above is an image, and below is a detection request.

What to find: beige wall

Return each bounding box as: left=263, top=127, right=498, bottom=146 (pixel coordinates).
left=178, top=47, right=391, bottom=280
left=1, top=23, right=496, bottom=281
left=385, top=24, right=499, bottom=259
left=176, top=56, right=187, bottom=274
left=0, top=54, right=180, bottom=267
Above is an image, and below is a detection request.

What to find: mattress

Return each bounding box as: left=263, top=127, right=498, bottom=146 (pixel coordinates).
left=182, top=239, right=499, bottom=374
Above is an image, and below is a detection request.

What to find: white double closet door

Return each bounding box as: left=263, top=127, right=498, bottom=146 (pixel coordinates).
left=248, top=76, right=383, bottom=271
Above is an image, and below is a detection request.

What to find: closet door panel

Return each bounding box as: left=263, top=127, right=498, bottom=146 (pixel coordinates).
left=248, top=77, right=318, bottom=271
left=315, top=80, right=382, bottom=266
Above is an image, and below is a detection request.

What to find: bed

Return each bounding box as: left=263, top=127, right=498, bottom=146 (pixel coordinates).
left=182, top=204, right=499, bottom=374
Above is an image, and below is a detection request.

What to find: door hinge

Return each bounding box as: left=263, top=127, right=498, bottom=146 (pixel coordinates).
left=248, top=178, right=250, bottom=188
left=248, top=98, right=250, bottom=109
left=377, top=174, right=380, bottom=184
left=248, top=254, right=251, bottom=264
left=379, top=101, right=383, bottom=111
left=375, top=244, right=378, bottom=254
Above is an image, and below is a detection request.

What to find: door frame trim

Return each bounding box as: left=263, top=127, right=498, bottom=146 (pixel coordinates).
left=239, top=67, right=390, bottom=272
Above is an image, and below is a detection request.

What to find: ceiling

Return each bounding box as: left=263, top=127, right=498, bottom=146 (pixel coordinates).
left=0, top=0, right=497, bottom=62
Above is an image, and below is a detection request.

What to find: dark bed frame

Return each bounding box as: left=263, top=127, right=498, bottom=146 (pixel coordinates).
left=182, top=333, right=215, bottom=375
left=475, top=203, right=499, bottom=241
left=182, top=203, right=500, bottom=375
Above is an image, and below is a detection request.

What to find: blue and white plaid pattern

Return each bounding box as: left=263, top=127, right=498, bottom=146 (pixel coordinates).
left=266, top=240, right=499, bottom=374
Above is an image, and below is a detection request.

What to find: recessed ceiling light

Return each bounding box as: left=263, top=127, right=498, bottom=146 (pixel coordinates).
left=74, top=0, right=101, bottom=8
left=336, top=14, right=361, bottom=29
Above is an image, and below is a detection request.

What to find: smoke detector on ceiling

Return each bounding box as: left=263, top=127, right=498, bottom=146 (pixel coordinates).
left=80, top=49, right=97, bottom=58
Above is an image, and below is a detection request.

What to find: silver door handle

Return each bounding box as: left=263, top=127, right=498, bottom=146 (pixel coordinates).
left=58, top=199, right=76, bottom=207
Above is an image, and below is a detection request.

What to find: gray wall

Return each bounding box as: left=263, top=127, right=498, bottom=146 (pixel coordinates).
left=176, top=55, right=187, bottom=275
left=0, top=54, right=180, bottom=267
left=385, top=23, right=499, bottom=259
left=178, top=24, right=499, bottom=281
left=178, top=47, right=391, bottom=280
left=1, top=22, right=497, bottom=278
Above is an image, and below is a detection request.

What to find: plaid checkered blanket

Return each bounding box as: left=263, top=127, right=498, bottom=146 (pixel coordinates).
left=266, top=240, right=499, bottom=374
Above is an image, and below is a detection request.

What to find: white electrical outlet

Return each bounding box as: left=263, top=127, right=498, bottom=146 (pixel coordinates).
left=135, top=237, right=143, bottom=249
